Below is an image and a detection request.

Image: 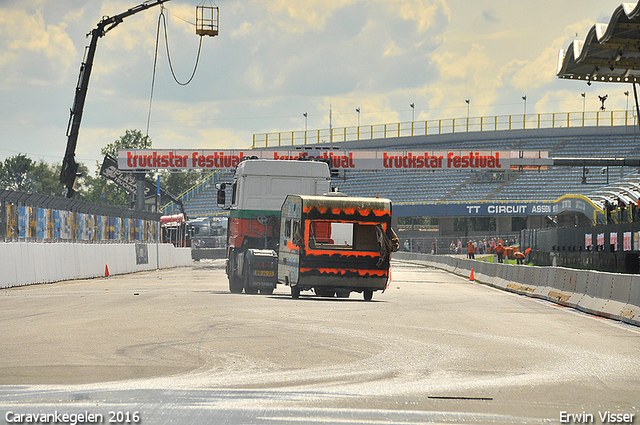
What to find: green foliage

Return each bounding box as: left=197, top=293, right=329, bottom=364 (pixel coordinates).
left=0, top=129, right=154, bottom=207
left=0, top=154, right=35, bottom=192
left=159, top=170, right=207, bottom=198
left=30, top=160, right=64, bottom=196
left=100, top=129, right=151, bottom=157
left=80, top=129, right=153, bottom=206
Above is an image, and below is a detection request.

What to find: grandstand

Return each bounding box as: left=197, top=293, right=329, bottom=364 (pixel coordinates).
left=176, top=123, right=640, bottom=226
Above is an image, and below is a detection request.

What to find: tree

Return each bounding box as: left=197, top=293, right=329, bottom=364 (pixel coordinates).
left=101, top=129, right=151, bottom=157
left=0, top=154, right=34, bottom=192
left=31, top=160, right=65, bottom=196
left=80, top=129, right=153, bottom=206
left=159, top=169, right=207, bottom=199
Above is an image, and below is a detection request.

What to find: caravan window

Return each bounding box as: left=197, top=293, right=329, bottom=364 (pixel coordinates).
left=308, top=221, right=379, bottom=251
left=284, top=219, right=292, bottom=239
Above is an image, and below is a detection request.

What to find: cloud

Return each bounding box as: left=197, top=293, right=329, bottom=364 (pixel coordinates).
left=0, top=7, right=76, bottom=87
left=396, top=0, right=451, bottom=34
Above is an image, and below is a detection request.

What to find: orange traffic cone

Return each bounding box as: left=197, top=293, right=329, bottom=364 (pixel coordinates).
left=104, top=264, right=110, bottom=278
left=469, top=268, right=475, bottom=281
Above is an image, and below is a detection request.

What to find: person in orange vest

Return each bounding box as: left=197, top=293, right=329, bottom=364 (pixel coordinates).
left=494, top=242, right=505, bottom=263
left=467, top=241, right=475, bottom=259
left=515, top=250, right=526, bottom=265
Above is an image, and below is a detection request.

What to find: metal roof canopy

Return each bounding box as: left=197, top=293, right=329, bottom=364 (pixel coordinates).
left=557, top=2, right=640, bottom=84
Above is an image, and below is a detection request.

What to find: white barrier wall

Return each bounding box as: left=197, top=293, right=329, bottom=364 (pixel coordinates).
left=393, top=252, right=640, bottom=327
left=0, top=242, right=192, bottom=288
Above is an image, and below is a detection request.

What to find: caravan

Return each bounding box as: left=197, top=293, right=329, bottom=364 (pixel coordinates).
left=278, top=194, right=399, bottom=301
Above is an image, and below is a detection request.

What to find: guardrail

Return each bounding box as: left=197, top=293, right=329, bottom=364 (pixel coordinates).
left=394, top=252, right=640, bottom=327
left=253, top=109, right=638, bottom=148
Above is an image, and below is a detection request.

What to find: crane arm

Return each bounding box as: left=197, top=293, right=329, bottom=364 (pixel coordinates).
left=61, top=0, right=170, bottom=198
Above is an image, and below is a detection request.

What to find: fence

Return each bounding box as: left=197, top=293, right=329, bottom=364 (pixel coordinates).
left=1, top=190, right=161, bottom=243
left=253, top=109, right=638, bottom=148
left=521, top=222, right=640, bottom=273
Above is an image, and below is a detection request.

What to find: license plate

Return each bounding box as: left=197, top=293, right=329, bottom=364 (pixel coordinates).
left=253, top=270, right=275, bottom=277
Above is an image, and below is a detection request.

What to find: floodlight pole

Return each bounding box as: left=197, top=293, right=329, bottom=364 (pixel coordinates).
left=633, top=84, right=640, bottom=131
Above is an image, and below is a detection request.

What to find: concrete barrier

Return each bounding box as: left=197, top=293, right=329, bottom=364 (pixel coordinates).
left=566, top=269, right=588, bottom=309
left=0, top=242, right=192, bottom=289
left=622, top=277, right=640, bottom=326
left=393, top=252, right=640, bottom=327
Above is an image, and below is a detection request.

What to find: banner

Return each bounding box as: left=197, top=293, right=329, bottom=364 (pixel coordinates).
left=624, top=231, right=632, bottom=251
left=101, top=154, right=138, bottom=194
left=585, top=233, right=592, bottom=250
left=117, top=149, right=549, bottom=171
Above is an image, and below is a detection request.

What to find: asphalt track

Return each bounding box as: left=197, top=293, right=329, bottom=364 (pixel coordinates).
left=0, top=259, right=639, bottom=425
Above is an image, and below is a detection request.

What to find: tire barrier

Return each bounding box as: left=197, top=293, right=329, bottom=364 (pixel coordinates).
left=393, top=252, right=640, bottom=327
left=0, top=242, right=192, bottom=289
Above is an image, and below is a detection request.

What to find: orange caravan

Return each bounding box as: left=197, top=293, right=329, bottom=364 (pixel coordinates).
left=278, top=194, right=399, bottom=301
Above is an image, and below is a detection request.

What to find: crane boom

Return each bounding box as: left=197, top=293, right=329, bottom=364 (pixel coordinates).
left=61, top=0, right=170, bottom=198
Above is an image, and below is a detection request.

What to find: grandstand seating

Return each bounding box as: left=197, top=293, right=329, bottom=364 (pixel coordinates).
left=180, top=126, right=640, bottom=217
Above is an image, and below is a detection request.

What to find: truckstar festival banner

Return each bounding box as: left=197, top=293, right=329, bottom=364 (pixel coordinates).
left=118, top=149, right=548, bottom=171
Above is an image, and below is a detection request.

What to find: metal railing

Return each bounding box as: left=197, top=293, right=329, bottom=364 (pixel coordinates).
left=253, top=109, right=638, bottom=148
left=1, top=190, right=161, bottom=243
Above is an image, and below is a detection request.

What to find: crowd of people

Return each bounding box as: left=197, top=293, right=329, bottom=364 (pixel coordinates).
left=402, top=237, right=530, bottom=264
left=447, top=237, right=515, bottom=256
left=401, top=236, right=528, bottom=264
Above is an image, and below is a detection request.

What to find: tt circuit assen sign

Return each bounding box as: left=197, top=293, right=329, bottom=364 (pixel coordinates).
left=118, top=149, right=547, bottom=171
left=394, top=195, right=604, bottom=222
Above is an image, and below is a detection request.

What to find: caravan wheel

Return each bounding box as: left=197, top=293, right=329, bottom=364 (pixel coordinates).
left=291, top=286, right=300, bottom=299
left=363, top=290, right=373, bottom=301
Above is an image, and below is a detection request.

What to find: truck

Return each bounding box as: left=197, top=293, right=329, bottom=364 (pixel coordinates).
left=217, top=158, right=399, bottom=300
left=278, top=194, right=399, bottom=301
left=190, top=216, right=228, bottom=260
left=217, top=159, right=332, bottom=295
left=161, top=213, right=191, bottom=247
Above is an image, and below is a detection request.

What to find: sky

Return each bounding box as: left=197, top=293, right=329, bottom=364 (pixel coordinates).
left=0, top=0, right=630, bottom=172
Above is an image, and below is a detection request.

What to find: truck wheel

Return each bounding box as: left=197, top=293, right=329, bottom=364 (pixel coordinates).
left=291, top=286, right=300, bottom=299
left=244, top=273, right=258, bottom=294
left=363, top=290, right=373, bottom=301
left=229, top=275, right=243, bottom=294
left=259, top=288, right=274, bottom=295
